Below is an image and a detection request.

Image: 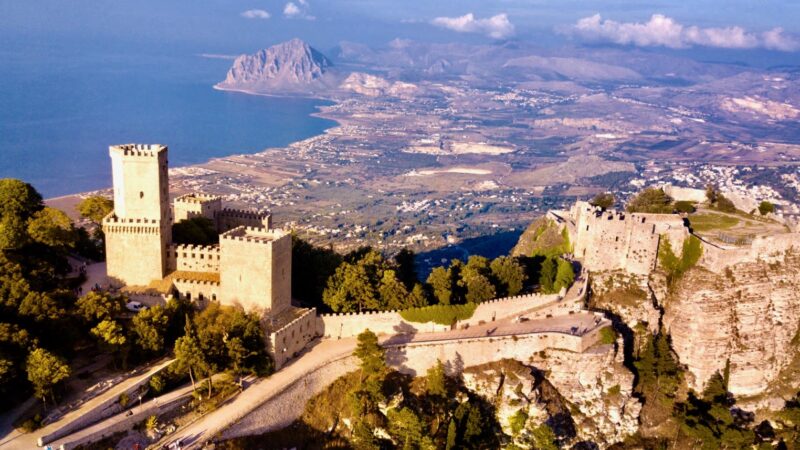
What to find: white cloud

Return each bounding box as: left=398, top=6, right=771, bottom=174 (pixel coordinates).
left=283, top=1, right=315, bottom=20
left=241, top=9, right=270, bottom=20
left=431, top=13, right=515, bottom=39
left=568, top=14, right=799, bottom=52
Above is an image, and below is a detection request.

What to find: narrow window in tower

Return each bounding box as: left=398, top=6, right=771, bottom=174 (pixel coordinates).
left=139, top=191, right=144, bottom=199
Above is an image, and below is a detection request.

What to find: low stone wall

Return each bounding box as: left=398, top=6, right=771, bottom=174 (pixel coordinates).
left=387, top=323, right=606, bottom=376
left=317, top=291, right=568, bottom=340
left=699, top=232, right=799, bottom=273
left=173, top=278, right=220, bottom=304
left=269, top=308, right=319, bottom=370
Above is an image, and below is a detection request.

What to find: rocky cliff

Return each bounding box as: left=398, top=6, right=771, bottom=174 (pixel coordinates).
left=463, top=342, right=640, bottom=447
left=663, top=251, right=800, bottom=405
left=215, top=38, right=340, bottom=95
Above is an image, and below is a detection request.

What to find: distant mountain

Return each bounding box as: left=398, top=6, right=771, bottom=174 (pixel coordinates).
left=215, top=39, right=340, bottom=95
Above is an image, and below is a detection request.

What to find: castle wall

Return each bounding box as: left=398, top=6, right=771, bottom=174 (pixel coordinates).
left=387, top=323, right=606, bottom=376
left=217, top=209, right=272, bottom=233
left=173, top=194, right=222, bottom=224
left=699, top=233, right=800, bottom=273
left=104, top=217, right=169, bottom=286
left=167, top=244, right=221, bottom=273
left=318, top=289, right=578, bottom=340
left=568, top=201, right=688, bottom=275
left=219, top=227, right=291, bottom=313
left=172, top=278, right=220, bottom=306
left=268, top=308, right=318, bottom=370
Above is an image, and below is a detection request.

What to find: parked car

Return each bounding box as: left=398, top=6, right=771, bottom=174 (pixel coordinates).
left=126, top=301, right=148, bottom=312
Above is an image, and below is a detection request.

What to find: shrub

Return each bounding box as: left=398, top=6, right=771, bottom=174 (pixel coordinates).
left=399, top=303, right=478, bottom=325
left=149, top=374, right=165, bottom=395
left=674, top=200, right=696, bottom=214
left=758, top=201, right=775, bottom=216
left=659, top=235, right=703, bottom=284
left=607, top=384, right=621, bottom=397
left=118, top=392, right=130, bottom=407
left=626, top=188, right=673, bottom=214
left=145, top=415, right=159, bottom=431
left=599, top=327, right=616, bottom=345
left=509, top=409, right=528, bottom=435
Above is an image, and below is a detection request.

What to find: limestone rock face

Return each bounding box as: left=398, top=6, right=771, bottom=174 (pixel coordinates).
left=339, top=73, right=418, bottom=98
left=663, top=252, right=800, bottom=399
left=462, top=342, right=639, bottom=448
left=216, top=39, right=338, bottom=94
left=590, top=271, right=660, bottom=333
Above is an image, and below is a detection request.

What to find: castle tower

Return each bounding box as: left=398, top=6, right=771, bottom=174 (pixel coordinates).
left=219, top=226, right=291, bottom=314
left=103, top=144, right=171, bottom=286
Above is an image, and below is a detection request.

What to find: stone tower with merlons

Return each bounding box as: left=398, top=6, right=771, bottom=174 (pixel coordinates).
left=103, top=144, right=171, bottom=286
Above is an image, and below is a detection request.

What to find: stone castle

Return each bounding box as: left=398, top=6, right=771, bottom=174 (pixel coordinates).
left=550, top=201, right=689, bottom=275
left=102, top=144, right=317, bottom=367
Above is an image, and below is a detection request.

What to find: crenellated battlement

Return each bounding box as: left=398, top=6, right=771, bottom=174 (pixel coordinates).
left=102, top=214, right=161, bottom=225
left=221, top=226, right=288, bottom=244
left=173, top=278, right=221, bottom=287
left=218, top=208, right=270, bottom=220
left=170, top=243, right=220, bottom=254
left=174, top=193, right=221, bottom=205
left=109, top=143, right=166, bottom=158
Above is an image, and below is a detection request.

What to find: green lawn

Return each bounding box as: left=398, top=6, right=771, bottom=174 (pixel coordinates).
left=688, top=213, right=739, bottom=232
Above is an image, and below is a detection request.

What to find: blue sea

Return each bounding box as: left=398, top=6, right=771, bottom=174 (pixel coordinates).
left=0, top=43, right=335, bottom=198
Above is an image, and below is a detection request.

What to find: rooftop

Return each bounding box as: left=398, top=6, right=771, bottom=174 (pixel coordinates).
left=221, top=226, right=289, bottom=243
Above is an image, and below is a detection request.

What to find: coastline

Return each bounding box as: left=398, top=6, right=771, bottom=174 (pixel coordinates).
left=46, top=87, right=346, bottom=215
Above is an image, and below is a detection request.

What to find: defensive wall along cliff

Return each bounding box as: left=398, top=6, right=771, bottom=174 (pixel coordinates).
left=316, top=280, right=584, bottom=340
left=219, top=313, right=610, bottom=442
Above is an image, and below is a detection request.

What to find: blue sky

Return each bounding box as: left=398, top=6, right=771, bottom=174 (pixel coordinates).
left=1, top=0, right=798, bottom=57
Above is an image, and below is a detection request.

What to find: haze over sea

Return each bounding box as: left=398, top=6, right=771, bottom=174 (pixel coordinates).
left=0, top=41, right=335, bottom=198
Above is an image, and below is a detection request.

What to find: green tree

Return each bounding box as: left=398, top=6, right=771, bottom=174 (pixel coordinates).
left=0, top=179, right=43, bottom=220
left=172, top=217, right=218, bottom=245
left=427, top=267, right=453, bottom=305
left=77, top=196, right=114, bottom=224
left=758, top=201, right=775, bottom=216
left=387, top=407, right=427, bottom=449
left=18, top=290, right=66, bottom=322
left=91, top=319, right=128, bottom=367
left=349, top=330, right=389, bottom=449
left=27, top=207, right=76, bottom=249
left=445, top=419, right=457, bottom=450
left=131, top=305, right=170, bottom=353
left=490, top=256, right=525, bottom=297
left=674, top=200, right=696, bottom=214
left=76, top=291, right=124, bottom=323
left=538, top=257, right=557, bottom=294
left=553, top=259, right=575, bottom=293
left=426, top=359, right=448, bottom=399
left=626, top=187, right=673, bottom=214
left=393, top=248, right=418, bottom=289
left=379, top=270, right=411, bottom=310
left=291, top=236, right=343, bottom=310
left=26, top=347, right=70, bottom=406
left=226, top=336, right=248, bottom=386
left=408, top=284, right=429, bottom=308
left=173, top=319, right=209, bottom=393
left=590, top=192, right=615, bottom=210
left=0, top=215, right=30, bottom=250
left=323, top=261, right=381, bottom=312
left=705, top=184, right=718, bottom=204
left=461, top=256, right=496, bottom=303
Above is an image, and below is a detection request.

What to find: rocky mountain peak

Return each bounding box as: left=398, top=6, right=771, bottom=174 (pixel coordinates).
left=216, top=39, right=336, bottom=93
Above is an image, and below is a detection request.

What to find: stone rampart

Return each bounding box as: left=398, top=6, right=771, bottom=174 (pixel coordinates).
left=269, top=308, right=319, bottom=370
left=219, top=317, right=609, bottom=441
left=173, top=278, right=220, bottom=304
left=167, top=244, right=221, bottom=273
left=217, top=208, right=272, bottom=232
left=318, top=290, right=570, bottom=340
left=699, top=232, right=800, bottom=273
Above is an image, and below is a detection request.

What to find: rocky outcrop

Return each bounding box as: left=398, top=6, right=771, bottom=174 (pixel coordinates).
left=216, top=39, right=340, bottom=95
left=663, top=251, right=800, bottom=401
left=463, top=340, right=640, bottom=448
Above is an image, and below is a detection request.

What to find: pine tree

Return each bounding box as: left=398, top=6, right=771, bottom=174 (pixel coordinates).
left=539, top=257, right=557, bottom=293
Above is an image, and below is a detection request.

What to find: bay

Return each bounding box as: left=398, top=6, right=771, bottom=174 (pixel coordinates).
left=0, top=45, right=335, bottom=198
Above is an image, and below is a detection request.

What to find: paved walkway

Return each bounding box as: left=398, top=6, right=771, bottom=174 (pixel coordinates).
left=0, top=359, right=172, bottom=450
left=164, top=308, right=605, bottom=450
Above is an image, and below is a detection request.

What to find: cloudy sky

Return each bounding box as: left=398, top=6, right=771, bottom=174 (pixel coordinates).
left=2, top=0, right=799, bottom=57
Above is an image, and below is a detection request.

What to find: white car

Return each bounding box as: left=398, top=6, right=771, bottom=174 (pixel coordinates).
left=126, top=301, right=148, bottom=312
